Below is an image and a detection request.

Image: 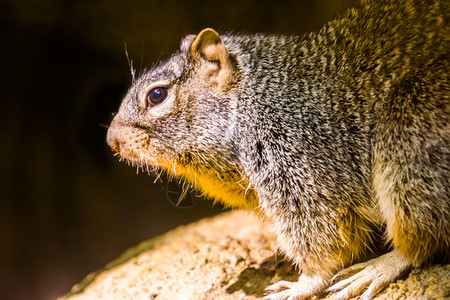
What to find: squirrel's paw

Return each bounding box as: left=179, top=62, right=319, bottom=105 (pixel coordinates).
left=265, top=274, right=326, bottom=300
left=328, top=250, right=412, bottom=300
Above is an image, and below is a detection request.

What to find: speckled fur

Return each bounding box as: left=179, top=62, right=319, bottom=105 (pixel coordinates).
left=107, top=0, right=449, bottom=299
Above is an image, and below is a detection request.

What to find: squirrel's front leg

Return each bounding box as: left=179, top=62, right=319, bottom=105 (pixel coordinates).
left=261, top=197, right=376, bottom=300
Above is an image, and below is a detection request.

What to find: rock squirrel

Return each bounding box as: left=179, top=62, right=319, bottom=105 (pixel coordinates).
left=106, top=0, right=449, bottom=299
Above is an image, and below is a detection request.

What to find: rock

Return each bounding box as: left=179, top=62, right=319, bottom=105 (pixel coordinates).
left=60, top=210, right=450, bottom=300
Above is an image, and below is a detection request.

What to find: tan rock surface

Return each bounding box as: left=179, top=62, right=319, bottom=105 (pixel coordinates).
left=61, top=210, right=450, bottom=300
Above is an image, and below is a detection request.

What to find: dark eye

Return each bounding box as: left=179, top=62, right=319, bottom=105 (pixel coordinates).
left=146, top=87, right=168, bottom=108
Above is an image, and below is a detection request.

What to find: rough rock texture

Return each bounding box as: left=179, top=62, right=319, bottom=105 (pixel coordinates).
left=61, top=210, right=450, bottom=300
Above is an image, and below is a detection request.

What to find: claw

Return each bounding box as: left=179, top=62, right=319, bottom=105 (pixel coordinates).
left=328, top=250, right=411, bottom=300
left=265, top=274, right=327, bottom=300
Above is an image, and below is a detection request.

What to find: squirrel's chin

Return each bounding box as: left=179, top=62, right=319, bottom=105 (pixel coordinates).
left=114, top=148, right=162, bottom=169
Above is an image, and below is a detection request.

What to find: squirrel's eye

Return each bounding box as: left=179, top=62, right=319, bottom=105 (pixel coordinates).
left=146, top=87, right=168, bottom=108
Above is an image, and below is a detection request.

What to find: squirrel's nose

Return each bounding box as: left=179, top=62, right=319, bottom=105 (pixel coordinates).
left=106, top=122, right=121, bottom=153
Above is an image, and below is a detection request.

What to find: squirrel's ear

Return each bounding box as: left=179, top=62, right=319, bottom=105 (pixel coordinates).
left=190, top=28, right=232, bottom=90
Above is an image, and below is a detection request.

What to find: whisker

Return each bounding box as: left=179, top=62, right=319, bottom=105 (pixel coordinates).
left=139, top=41, right=144, bottom=77
left=124, top=43, right=136, bottom=83
left=153, top=169, right=163, bottom=183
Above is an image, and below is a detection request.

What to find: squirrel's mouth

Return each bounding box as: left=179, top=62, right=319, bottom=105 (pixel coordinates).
left=109, top=138, right=189, bottom=178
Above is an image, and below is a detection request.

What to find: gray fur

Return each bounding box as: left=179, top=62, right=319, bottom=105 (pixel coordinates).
left=107, top=0, right=449, bottom=299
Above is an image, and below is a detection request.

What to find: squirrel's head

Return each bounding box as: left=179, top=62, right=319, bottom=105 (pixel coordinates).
left=107, top=28, right=257, bottom=208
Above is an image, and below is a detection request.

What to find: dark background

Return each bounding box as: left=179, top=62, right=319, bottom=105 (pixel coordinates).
left=0, top=0, right=352, bottom=299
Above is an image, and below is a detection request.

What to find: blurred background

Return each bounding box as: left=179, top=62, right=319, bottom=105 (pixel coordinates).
left=0, top=0, right=352, bottom=299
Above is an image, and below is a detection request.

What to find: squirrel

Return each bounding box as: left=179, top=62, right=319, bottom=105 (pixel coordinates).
left=106, top=0, right=449, bottom=299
